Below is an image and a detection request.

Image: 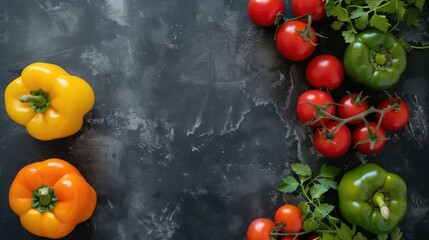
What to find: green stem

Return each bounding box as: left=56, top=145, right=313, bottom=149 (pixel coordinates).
left=372, top=192, right=390, bottom=220
left=19, top=95, right=46, bottom=106
left=410, top=44, right=429, bottom=50
left=32, top=184, right=57, bottom=213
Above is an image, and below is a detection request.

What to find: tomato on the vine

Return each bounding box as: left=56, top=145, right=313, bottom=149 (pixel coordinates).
left=314, top=121, right=351, bottom=158
left=353, top=122, right=387, bottom=154
left=274, top=204, right=303, bottom=233
left=248, top=0, right=284, bottom=27
left=296, top=90, right=335, bottom=127
left=276, top=20, right=317, bottom=61
left=292, top=0, right=326, bottom=21
left=337, top=93, right=369, bottom=124
left=376, top=97, right=410, bottom=131
left=247, top=218, right=275, bottom=240
left=306, top=54, right=344, bottom=89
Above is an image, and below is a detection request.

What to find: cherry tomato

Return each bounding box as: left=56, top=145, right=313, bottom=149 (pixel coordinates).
left=296, top=90, right=335, bottom=127
left=248, top=0, right=284, bottom=27
left=314, top=121, right=351, bottom=158
left=292, top=0, right=326, bottom=21
left=247, top=218, right=275, bottom=240
left=353, top=122, right=387, bottom=154
left=376, top=97, right=410, bottom=131
left=337, top=93, right=369, bottom=124
left=306, top=54, right=344, bottom=89
left=274, top=205, right=303, bottom=233
left=276, top=20, right=317, bottom=61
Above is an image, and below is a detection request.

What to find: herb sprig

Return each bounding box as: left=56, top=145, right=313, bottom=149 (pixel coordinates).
left=325, top=0, right=426, bottom=42
left=275, top=163, right=403, bottom=240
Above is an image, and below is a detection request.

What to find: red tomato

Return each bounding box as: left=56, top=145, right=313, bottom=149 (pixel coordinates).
left=353, top=122, right=387, bottom=154
left=292, top=0, right=326, bottom=21
left=274, top=205, right=303, bottom=233
left=248, top=0, right=284, bottom=27
left=247, top=218, right=275, bottom=240
left=276, top=20, right=317, bottom=61
left=296, top=90, right=335, bottom=127
left=306, top=55, right=344, bottom=89
left=376, top=97, right=410, bottom=131
left=337, top=93, right=369, bottom=124
left=314, top=121, right=351, bottom=158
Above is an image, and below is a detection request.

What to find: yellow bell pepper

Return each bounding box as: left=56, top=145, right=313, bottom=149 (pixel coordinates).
left=4, top=62, right=95, bottom=140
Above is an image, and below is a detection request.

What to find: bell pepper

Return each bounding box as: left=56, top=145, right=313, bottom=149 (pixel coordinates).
left=4, top=62, right=95, bottom=140
left=338, top=163, right=407, bottom=234
left=343, top=29, right=407, bottom=90
left=9, top=158, right=97, bottom=239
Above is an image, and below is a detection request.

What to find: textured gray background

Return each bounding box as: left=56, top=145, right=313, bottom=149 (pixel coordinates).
left=0, top=0, right=428, bottom=239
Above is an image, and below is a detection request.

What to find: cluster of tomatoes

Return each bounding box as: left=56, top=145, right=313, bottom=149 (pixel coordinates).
left=248, top=0, right=325, bottom=61
left=296, top=90, right=410, bottom=157
left=247, top=204, right=318, bottom=240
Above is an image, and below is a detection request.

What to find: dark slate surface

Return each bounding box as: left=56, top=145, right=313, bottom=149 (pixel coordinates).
left=0, top=0, right=428, bottom=239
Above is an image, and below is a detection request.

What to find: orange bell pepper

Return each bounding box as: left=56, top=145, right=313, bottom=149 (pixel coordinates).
left=4, top=62, right=95, bottom=140
left=9, top=158, right=97, bottom=239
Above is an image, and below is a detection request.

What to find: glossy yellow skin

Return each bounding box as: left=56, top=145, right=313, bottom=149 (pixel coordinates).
left=9, top=158, right=97, bottom=239
left=4, top=62, right=95, bottom=140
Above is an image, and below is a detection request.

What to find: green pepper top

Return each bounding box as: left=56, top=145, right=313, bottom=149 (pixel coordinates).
left=343, top=29, right=407, bottom=90
left=338, top=163, right=407, bottom=234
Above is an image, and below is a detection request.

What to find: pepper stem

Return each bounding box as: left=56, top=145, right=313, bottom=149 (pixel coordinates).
left=19, top=89, right=50, bottom=113
left=372, top=192, right=390, bottom=220
left=32, top=184, right=57, bottom=213
left=375, top=52, right=387, bottom=65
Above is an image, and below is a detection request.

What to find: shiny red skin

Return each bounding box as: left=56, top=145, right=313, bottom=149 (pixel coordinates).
left=337, top=93, right=369, bottom=124
left=296, top=90, right=335, bottom=127
left=248, top=0, right=285, bottom=27
left=353, top=122, right=387, bottom=154
left=292, top=0, right=326, bottom=21
left=274, top=205, right=303, bottom=233
left=306, top=54, right=344, bottom=89
left=276, top=20, right=317, bottom=61
left=314, top=121, right=351, bottom=158
left=247, top=218, right=275, bottom=240
left=376, top=97, right=410, bottom=131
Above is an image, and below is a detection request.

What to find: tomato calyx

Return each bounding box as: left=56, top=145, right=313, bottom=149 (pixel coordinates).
left=270, top=222, right=337, bottom=238
left=346, top=91, right=369, bottom=106
left=353, top=120, right=389, bottom=150
left=274, top=14, right=325, bottom=45
left=385, top=91, right=402, bottom=112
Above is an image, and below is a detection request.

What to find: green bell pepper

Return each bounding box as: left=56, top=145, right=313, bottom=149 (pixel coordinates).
left=338, top=163, right=407, bottom=234
left=343, top=29, right=407, bottom=90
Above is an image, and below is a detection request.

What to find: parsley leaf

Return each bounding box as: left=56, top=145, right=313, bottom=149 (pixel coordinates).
left=310, top=184, right=329, bottom=199
left=303, top=218, right=319, bottom=231
left=331, top=21, right=345, bottom=30
left=377, top=234, right=388, bottom=240
left=337, top=223, right=356, bottom=240
left=291, top=163, right=312, bottom=178
left=277, top=176, right=299, bottom=193
left=353, top=232, right=368, bottom=240
left=355, top=12, right=369, bottom=30
left=390, top=226, right=403, bottom=240
left=342, top=29, right=356, bottom=43
left=415, top=0, right=425, bottom=9
left=314, top=203, right=335, bottom=220
left=318, top=164, right=342, bottom=179
left=370, top=14, right=391, bottom=32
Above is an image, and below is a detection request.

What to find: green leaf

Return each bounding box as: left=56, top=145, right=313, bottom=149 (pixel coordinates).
left=298, top=201, right=311, bottom=215
left=322, top=233, right=337, bottom=240
left=376, top=234, right=388, bottom=240
left=342, top=29, right=356, bottom=43
left=317, top=178, right=338, bottom=190
left=389, top=226, right=403, bottom=240
left=325, top=1, right=337, bottom=17
left=353, top=232, right=368, bottom=240
left=333, top=5, right=349, bottom=21
left=355, top=12, right=369, bottom=29
left=318, top=164, right=342, bottom=179
left=405, top=7, right=419, bottom=25
left=378, top=0, right=397, bottom=13
left=415, top=0, right=425, bottom=9
left=331, top=21, right=345, bottom=30
left=303, top=218, right=318, bottom=231
left=337, top=223, right=356, bottom=240
left=369, top=14, right=391, bottom=32
left=350, top=8, right=366, bottom=19
left=310, top=184, right=329, bottom=199
left=314, top=203, right=335, bottom=220
left=291, top=163, right=312, bottom=178
left=367, top=0, right=385, bottom=9
left=277, top=176, right=299, bottom=193
left=396, top=0, right=407, bottom=20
